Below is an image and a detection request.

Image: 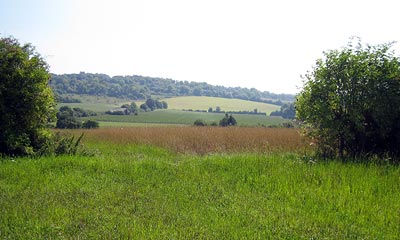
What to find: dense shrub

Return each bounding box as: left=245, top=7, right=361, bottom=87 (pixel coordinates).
left=0, top=37, right=55, bottom=156
left=297, top=39, right=400, bottom=160
left=219, top=114, right=237, bottom=127
left=82, top=120, right=99, bottom=129
left=193, top=119, right=207, bottom=126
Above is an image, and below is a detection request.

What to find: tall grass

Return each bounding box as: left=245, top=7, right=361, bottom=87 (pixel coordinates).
left=69, top=127, right=310, bottom=155
left=2, top=127, right=399, bottom=238
left=1, top=149, right=399, bottom=238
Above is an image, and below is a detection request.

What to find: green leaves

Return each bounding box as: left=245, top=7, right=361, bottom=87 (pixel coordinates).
left=296, top=39, right=400, bottom=160
left=0, top=36, right=55, bottom=156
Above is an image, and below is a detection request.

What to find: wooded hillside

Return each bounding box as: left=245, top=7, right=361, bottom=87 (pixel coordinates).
left=50, top=72, right=294, bottom=105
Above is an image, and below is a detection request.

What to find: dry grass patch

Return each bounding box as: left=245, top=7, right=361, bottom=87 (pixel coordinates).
left=68, top=127, right=310, bottom=154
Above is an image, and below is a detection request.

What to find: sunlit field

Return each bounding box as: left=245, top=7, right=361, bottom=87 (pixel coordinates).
left=1, top=127, right=400, bottom=239
left=72, top=127, right=309, bottom=155
left=82, top=109, right=289, bottom=127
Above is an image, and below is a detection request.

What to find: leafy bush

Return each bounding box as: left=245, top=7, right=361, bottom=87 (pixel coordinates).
left=297, top=39, right=400, bottom=160
left=219, top=114, right=237, bottom=127
left=193, top=119, right=207, bottom=126
left=82, top=120, right=99, bottom=129
left=0, top=37, right=55, bottom=156
left=56, top=106, right=82, bottom=129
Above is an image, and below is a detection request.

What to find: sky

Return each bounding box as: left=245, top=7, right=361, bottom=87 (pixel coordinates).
left=1, top=0, right=399, bottom=94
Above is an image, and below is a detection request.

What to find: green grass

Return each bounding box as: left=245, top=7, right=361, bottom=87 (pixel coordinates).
left=1, top=142, right=400, bottom=238
left=57, top=94, right=132, bottom=113
left=162, top=96, right=280, bottom=114
left=98, top=122, right=186, bottom=127
left=56, top=102, right=121, bottom=113
left=83, top=110, right=288, bottom=126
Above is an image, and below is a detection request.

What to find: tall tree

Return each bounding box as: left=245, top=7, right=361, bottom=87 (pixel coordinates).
left=0, top=37, right=55, bottom=155
left=296, top=39, right=400, bottom=159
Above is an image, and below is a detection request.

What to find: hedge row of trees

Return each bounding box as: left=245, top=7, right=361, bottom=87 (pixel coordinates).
left=270, top=103, right=295, bottom=119
left=194, top=114, right=237, bottom=127
left=50, top=73, right=294, bottom=105
left=56, top=106, right=99, bottom=129
left=140, top=98, right=168, bottom=112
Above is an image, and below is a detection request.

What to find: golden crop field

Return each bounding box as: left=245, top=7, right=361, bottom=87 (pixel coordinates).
left=70, top=127, right=311, bottom=155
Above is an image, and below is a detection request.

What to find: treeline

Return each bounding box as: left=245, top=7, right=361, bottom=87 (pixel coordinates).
left=56, top=106, right=99, bottom=129
left=183, top=107, right=266, bottom=115
left=270, top=103, right=295, bottom=119
left=105, top=98, right=168, bottom=115
left=50, top=72, right=294, bottom=105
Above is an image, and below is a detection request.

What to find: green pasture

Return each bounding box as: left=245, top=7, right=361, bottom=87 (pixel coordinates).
left=98, top=122, right=186, bottom=128
left=56, top=94, right=131, bottom=113
left=83, top=110, right=288, bottom=126
left=1, top=141, right=399, bottom=239
left=162, top=96, right=280, bottom=114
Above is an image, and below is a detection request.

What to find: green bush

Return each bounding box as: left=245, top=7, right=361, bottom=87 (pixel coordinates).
left=194, top=119, right=207, bottom=126
left=82, top=120, right=99, bottom=129
left=0, top=37, right=55, bottom=156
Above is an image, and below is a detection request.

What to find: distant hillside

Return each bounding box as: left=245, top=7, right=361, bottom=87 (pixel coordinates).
left=50, top=72, right=294, bottom=105
left=163, top=96, right=280, bottom=114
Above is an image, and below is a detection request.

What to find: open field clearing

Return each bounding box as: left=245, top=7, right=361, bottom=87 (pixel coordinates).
left=1, top=127, right=399, bottom=238
left=56, top=102, right=120, bottom=113
left=76, top=127, right=308, bottom=154
left=162, top=96, right=280, bottom=114
left=83, top=110, right=288, bottom=127
left=57, top=94, right=132, bottom=112
left=98, top=122, right=186, bottom=128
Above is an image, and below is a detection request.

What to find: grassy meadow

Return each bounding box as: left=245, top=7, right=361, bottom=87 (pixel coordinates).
left=82, top=109, right=288, bottom=127
left=57, top=95, right=287, bottom=127
left=1, top=127, right=400, bottom=239
left=56, top=94, right=132, bottom=113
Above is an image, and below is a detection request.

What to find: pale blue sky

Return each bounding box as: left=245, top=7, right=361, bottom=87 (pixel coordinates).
left=1, top=0, right=399, bottom=94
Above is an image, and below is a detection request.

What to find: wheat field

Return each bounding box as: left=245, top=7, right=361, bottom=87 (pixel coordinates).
left=67, top=127, right=311, bottom=155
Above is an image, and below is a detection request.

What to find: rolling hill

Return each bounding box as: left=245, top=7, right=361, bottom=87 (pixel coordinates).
left=162, top=96, right=280, bottom=114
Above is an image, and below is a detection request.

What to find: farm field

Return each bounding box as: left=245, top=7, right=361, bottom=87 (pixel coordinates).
left=56, top=94, right=131, bottom=113
left=1, top=127, right=400, bottom=239
left=57, top=95, right=287, bottom=127
left=82, top=109, right=289, bottom=127
left=162, top=96, right=280, bottom=114
left=57, top=95, right=281, bottom=114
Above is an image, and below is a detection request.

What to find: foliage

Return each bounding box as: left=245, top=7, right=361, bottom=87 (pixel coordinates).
left=105, top=108, right=127, bottom=115
left=120, top=102, right=138, bottom=115
left=72, top=107, right=97, bottom=117
left=36, top=132, right=96, bottom=156
left=140, top=98, right=168, bottom=112
left=193, top=119, right=207, bottom=126
left=82, top=120, right=99, bottom=129
left=296, top=39, right=400, bottom=160
left=50, top=72, right=294, bottom=104
left=219, top=114, right=237, bottom=127
left=55, top=94, right=82, bottom=103
left=53, top=132, right=85, bottom=155
left=56, top=106, right=82, bottom=129
left=56, top=106, right=99, bottom=129
left=270, top=103, right=295, bottom=119
left=0, top=36, right=55, bottom=156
